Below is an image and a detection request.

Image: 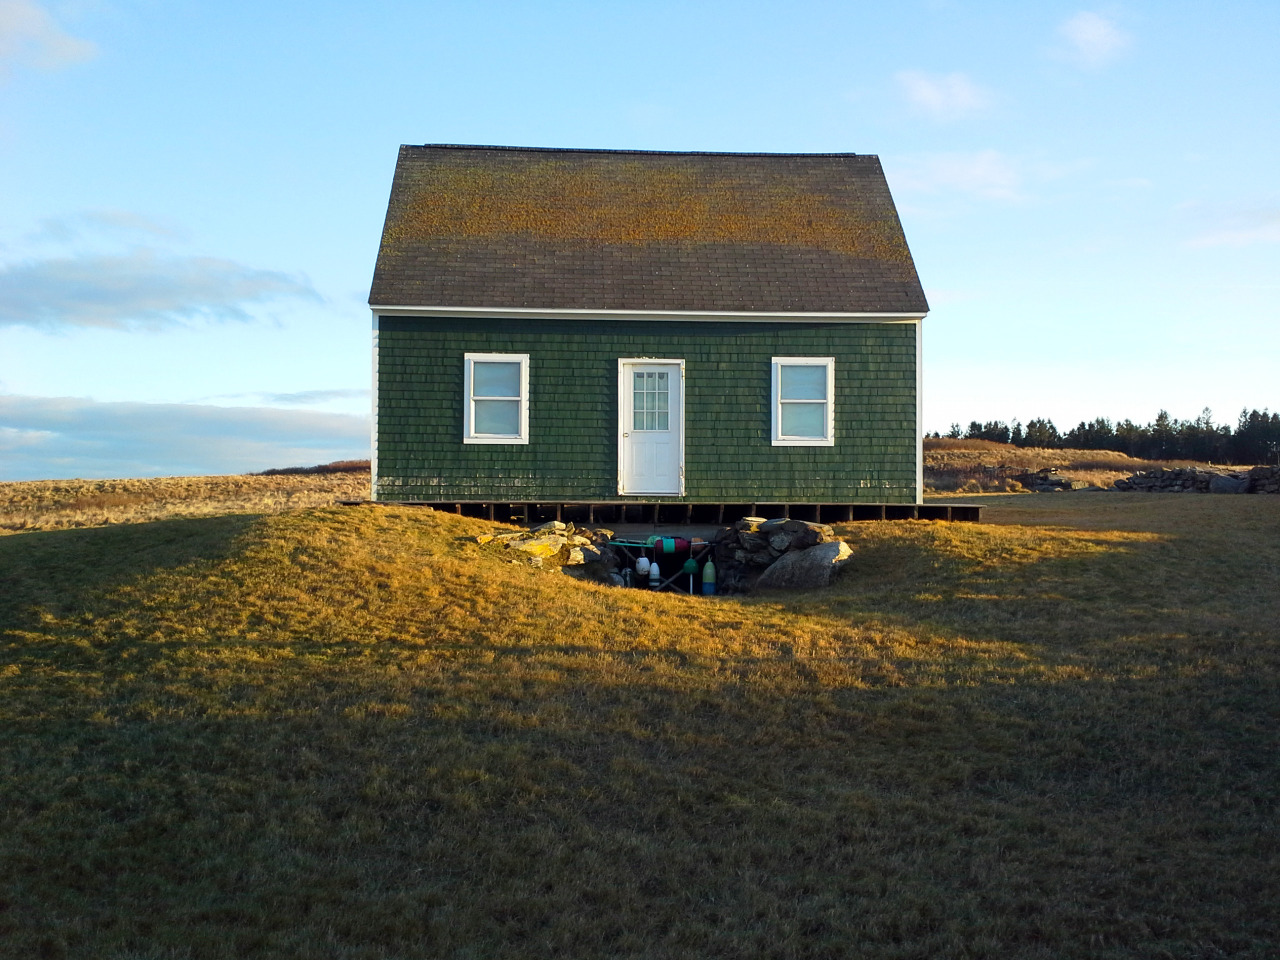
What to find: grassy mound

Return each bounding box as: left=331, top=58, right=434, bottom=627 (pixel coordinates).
left=1, top=498, right=1278, bottom=958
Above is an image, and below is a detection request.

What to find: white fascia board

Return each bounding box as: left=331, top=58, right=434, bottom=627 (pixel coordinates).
left=370, top=304, right=926, bottom=324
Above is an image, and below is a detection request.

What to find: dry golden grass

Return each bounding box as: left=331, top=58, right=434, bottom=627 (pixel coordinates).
left=1, top=492, right=1277, bottom=957
left=0, top=471, right=369, bottom=535
left=924, top=438, right=1202, bottom=492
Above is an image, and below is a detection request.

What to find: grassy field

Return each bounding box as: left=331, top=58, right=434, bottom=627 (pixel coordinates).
left=1, top=482, right=1277, bottom=958
left=0, top=471, right=369, bottom=535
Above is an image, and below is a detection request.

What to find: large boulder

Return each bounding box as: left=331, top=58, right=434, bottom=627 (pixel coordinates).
left=753, top=540, right=854, bottom=590
left=509, top=535, right=569, bottom=559
left=1209, top=474, right=1249, bottom=494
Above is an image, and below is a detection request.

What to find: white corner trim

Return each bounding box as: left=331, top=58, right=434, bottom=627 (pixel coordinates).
left=371, top=304, right=926, bottom=324
left=370, top=311, right=379, bottom=501
left=915, top=318, right=923, bottom=505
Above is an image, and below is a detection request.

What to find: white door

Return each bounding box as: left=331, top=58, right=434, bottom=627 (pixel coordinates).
left=618, top=360, right=684, bottom=495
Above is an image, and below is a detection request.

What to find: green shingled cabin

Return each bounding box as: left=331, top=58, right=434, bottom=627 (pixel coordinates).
left=369, top=144, right=929, bottom=515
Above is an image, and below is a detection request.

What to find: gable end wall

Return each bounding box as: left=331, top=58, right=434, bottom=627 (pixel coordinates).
left=375, top=316, right=918, bottom=503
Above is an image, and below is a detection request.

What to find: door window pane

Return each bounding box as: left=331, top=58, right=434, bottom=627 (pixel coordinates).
left=634, top=371, right=669, bottom=431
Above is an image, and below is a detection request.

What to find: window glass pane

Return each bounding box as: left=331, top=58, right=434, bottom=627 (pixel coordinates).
left=634, top=370, right=670, bottom=431
left=474, top=399, right=519, bottom=435
left=473, top=361, right=520, bottom=398
left=781, top=402, right=826, bottom=438
left=780, top=364, right=827, bottom=401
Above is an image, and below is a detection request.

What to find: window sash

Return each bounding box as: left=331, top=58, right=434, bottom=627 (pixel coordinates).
left=464, top=353, right=529, bottom=443
left=772, top=357, right=834, bottom=446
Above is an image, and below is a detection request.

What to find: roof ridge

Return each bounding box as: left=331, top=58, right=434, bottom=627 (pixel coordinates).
left=403, top=143, right=876, bottom=159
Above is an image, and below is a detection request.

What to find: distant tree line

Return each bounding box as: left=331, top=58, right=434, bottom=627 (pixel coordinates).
left=931, top=409, right=1280, bottom=464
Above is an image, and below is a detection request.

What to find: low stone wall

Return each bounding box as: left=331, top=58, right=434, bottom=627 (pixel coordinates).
left=1114, top=465, right=1280, bottom=493
left=1248, top=465, right=1280, bottom=493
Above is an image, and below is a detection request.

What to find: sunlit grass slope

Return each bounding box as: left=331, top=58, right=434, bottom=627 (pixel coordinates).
left=0, top=471, right=368, bottom=535
left=2, top=496, right=1278, bottom=958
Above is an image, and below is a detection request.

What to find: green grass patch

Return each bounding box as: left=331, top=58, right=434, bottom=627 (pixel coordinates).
left=1, top=496, right=1278, bottom=958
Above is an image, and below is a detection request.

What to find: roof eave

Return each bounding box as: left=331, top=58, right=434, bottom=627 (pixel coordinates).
left=368, top=304, right=927, bottom=323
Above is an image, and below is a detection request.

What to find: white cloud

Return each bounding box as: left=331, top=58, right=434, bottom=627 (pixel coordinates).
left=1056, top=11, right=1129, bottom=69
left=890, top=150, right=1023, bottom=201
left=1187, top=207, right=1280, bottom=248
left=0, top=394, right=369, bottom=480
left=0, top=0, right=95, bottom=73
left=896, top=70, right=989, bottom=120
left=0, top=250, right=319, bottom=329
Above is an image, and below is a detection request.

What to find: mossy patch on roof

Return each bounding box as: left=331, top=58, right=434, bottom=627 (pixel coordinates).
left=382, top=155, right=911, bottom=262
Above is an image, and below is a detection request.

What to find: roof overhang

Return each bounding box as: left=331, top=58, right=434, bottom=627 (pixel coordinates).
left=369, top=304, right=926, bottom=324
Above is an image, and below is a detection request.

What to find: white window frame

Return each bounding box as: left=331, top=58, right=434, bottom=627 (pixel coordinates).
left=771, top=357, right=835, bottom=446
left=463, top=352, right=529, bottom=444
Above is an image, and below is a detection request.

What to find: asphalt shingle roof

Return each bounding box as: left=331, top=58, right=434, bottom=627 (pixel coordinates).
left=369, top=145, right=928, bottom=315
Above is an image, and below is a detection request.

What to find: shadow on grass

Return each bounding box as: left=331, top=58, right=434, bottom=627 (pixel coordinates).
left=0, top=514, right=257, bottom=628
left=1, top=659, right=1276, bottom=959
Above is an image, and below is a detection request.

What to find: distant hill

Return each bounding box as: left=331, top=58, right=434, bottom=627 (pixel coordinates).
left=924, top=437, right=1205, bottom=493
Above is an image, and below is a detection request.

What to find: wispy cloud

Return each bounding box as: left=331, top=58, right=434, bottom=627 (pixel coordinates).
left=891, top=150, right=1023, bottom=201
left=0, top=0, right=95, bottom=74
left=1056, top=11, right=1129, bottom=69
left=193, top=388, right=371, bottom=408
left=0, top=250, right=319, bottom=329
left=30, top=209, right=182, bottom=245
left=1187, top=207, right=1280, bottom=248
left=895, top=70, right=989, bottom=120
left=0, top=394, right=369, bottom=480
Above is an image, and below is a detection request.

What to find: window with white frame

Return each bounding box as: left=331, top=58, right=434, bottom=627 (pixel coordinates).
left=771, top=357, right=835, bottom=446
left=464, top=353, right=529, bottom=443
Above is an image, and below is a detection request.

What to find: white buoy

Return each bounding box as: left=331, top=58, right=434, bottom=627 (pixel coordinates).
left=649, top=560, right=660, bottom=590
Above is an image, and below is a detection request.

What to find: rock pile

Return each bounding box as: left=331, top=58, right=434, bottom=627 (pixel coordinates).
left=1111, top=466, right=1279, bottom=494
left=478, top=516, right=858, bottom=593
left=710, top=517, right=853, bottom=592
left=476, top=520, right=613, bottom=567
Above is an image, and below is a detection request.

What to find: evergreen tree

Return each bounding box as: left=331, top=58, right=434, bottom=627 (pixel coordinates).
left=1151, top=410, right=1176, bottom=459
left=1023, top=418, right=1060, bottom=448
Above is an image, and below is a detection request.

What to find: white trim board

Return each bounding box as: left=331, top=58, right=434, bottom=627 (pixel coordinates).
left=371, top=305, right=925, bottom=324
left=370, top=317, right=380, bottom=501
left=916, top=321, right=926, bottom=506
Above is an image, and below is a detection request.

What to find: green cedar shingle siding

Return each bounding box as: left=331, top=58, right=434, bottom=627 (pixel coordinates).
left=375, top=316, right=917, bottom=503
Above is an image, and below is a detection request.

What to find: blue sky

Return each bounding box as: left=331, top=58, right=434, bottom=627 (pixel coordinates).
left=2, top=0, right=1277, bottom=479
